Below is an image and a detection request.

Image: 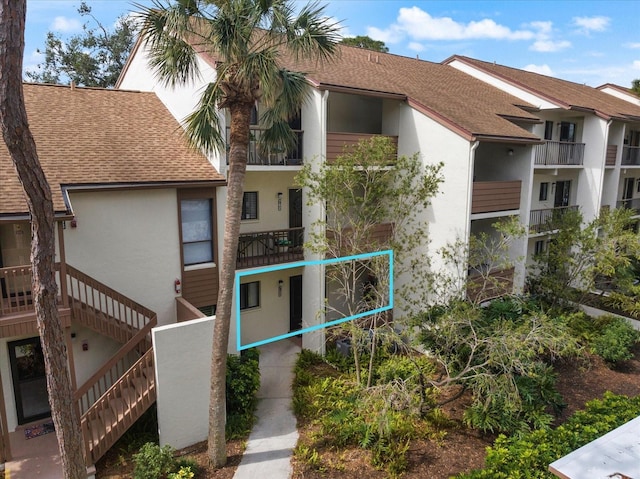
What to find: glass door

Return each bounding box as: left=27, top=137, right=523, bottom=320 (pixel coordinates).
left=8, top=337, right=50, bottom=425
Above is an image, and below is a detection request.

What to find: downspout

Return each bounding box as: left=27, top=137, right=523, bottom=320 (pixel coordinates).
left=463, top=141, right=480, bottom=294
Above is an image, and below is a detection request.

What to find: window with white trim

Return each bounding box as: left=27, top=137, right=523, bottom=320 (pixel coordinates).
left=181, top=199, right=213, bottom=265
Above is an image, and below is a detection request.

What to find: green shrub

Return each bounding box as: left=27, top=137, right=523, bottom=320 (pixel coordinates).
left=591, top=316, right=639, bottom=365
left=133, top=443, right=175, bottom=479
left=456, top=392, right=640, bottom=478
left=226, top=348, right=260, bottom=438
left=168, top=466, right=194, bottom=479
left=175, top=458, right=200, bottom=478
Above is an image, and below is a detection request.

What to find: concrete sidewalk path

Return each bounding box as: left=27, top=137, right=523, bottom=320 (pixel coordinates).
left=232, top=339, right=300, bottom=479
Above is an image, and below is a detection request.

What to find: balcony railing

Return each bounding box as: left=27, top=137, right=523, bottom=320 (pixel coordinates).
left=471, top=180, right=522, bottom=214
left=622, top=146, right=640, bottom=166
left=467, top=266, right=515, bottom=303
left=605, top=145, right=617, bottom=166
left=237, top=227, right=304, bottom=269
left=225, top=127, right=303, bottom=166
left=326, top=132, right=398, bottom=164
left=535, top=141, right=585, bottom=166
left=529, top=205, right=579, bottom=234
left=0, top=265, right=33, bottom=315
left=617, top=198, right=640, bottom=216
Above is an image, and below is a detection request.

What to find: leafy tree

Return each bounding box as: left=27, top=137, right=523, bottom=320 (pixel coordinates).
left=528, top=207, right=640, bottom=310
left=25, top=2, right=135, bottom=87
left=137, top=0, right=340, bottom=467
left=632, top=79, right=640, bottom=96
left=0, top=0, right=85, bottom=477
left=297, top=136, right=443, bottom=386
left=340, top=35, right=389, bottom=53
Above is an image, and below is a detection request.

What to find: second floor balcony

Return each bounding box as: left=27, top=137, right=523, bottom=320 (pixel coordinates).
left=236, top=227, right=304, bottom=269
left=617, top=198, right=640, bottom=216
left=535, top=141, right=585, bottom=166
left=622, top=146, right=640, bottom=166
left=471, top=180, right=522, bottom=215
left=226, top=127, right=304, bottom=166
left=529, top=205, right=579, bottom=234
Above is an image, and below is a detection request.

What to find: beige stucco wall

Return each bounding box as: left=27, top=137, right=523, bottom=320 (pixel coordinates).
left=63, top=189, right=182, bottom=326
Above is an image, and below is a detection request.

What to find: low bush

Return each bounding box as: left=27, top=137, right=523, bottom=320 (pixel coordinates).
left=456, top=392, right=640, bottom=478
left=226, top=347, right=260, bottom=438
left=133, top=443, right=175, bottom=479
left=590, top=316, right=639, bottom=365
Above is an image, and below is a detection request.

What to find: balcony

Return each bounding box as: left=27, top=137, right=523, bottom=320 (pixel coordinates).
left=605, top=145, right=617, bottom=166
left=226, top=127, right=303, bottom=166
left=467, top=266, right=515, bottom=303
left=535, top=141, right=585, bottom=166
left=529, top=205, right=579, bottom=234
left=236, top=227, right=304, bottom=269
left=471, top=180, right=521, bottom=215
left=622, top=146, right=640, bottom=166
left=617, top=198, right=640, bottom=216
left=326, top=132, right=398, bottom=164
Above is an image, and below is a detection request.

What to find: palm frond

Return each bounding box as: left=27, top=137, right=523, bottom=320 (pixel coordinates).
left=183, top=81, right=225, bottom=154
left=283, top=1, right=341, bottom=62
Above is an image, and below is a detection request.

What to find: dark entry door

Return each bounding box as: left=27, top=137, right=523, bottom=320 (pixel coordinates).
left=554, top=181, right=571, bottom=207
left=289, top=275, right=303, bottom=332
left=289, top=189, right=303, bottom=248
left=8, top=337, right=50, bottom=425
left=623, top=177, right=635, bottom=200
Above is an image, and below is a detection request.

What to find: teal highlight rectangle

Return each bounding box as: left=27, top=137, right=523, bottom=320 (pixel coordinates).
left=236, top=249, right=394, bottom=351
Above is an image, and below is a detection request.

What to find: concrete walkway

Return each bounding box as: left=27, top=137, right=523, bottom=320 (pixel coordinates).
left=233, top=339, right=300, bottom=479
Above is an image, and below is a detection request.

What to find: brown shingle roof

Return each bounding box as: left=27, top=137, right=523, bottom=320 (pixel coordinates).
left=1, top=83, right=225, bottom=216
left=195, top=43, right=540, bottom=142
left=447, top=56, right=640, bottom=121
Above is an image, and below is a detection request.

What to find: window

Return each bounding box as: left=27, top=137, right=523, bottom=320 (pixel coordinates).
left=559, top=122, right=577, bottom=143
left=250, top=105, right=258, bottom=125
left=539, top=182, right=549, bottom=201
left=534, top=240, right=546, bottom=256
left=544, top=121, right=553, bottom=140
left=241, top=192, right=258, bottom=220
left=637, top=179, right=640, bottom=194
left=240, top=281, right=260, bottom=310
left=181, top=199, right=213, bottom=265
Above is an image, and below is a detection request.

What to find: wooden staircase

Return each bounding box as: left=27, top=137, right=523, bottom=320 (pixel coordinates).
left=65, top=265, right=158, bottom=466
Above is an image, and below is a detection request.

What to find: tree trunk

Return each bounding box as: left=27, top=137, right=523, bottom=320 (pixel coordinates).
left=0, top=1, right=86, bottom=477
left=208, top=102, right=252, bottom=468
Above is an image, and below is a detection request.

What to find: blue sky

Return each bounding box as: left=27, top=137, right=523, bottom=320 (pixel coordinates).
left=24, top=0, right=640, bottom=88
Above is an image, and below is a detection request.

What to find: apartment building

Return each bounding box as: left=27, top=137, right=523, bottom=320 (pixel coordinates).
left=445, top=56, right=640, bottom=263
left=0, top=83, right=225, bottom=468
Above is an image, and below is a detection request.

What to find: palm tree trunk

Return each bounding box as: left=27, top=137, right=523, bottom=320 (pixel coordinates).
left=208, top=103, right=252, bottom=467
left=0, top=1, right=86, bottom=477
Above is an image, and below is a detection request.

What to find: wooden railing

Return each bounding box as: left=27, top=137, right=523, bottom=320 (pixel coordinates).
left=622, top=146, right=640, bottom=166
left=617, top=198, right=640, bottom=215
left=80, top=348, right=155, bottom=465
left=0, top=265, right=33, bottom=315
left=605, top=145, right=617, bottom=166
left=529, top=205, right=579, bottom=234
left=467, top=266, right=515, bottom=303
left=66, top=265, right=154, bottom=344
left=237, top=227, right=304, bottom=269
left=326, top=132, right=398, bottom=164
left=226, top=127, right=303, bottom=166
left=535, top=141, right=585, bottom=166
left=471, top=180, right=521, bottom=214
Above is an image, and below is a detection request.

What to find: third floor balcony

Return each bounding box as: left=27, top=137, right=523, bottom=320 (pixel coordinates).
left=226, top=127, right=303, bottom=166
left=535, top=141, right=585, bottom=166
left=529, top=205, right=579, bottom=234
left=622, top=146, right=640, bottom=166
left=236, top=227, right=304, bottom=269
left=326, top=132, right=398, bottom=164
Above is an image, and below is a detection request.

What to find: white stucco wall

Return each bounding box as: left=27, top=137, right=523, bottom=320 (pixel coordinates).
left=599, top=86, right=640, bottom=106
left=63, top=189, right=182, bottom=326
left=578, top=115, right=608, bottom=222
left=152, top=317, right=214, bottom=450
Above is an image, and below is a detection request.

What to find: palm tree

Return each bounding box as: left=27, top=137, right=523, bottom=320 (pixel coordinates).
left=0, top=1, right=86, bottom=477
left=137, top=0, right=340, bottom=466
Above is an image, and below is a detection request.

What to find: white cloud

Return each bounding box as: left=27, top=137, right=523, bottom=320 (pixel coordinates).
left=51, top=16, right=82, bottom=33
left=530, top=40, right=571, bottom=52
left=367, top=25, right=403, bottom=44
left=572, top=16, right=610, bottom=33
left=526, top=21, right=553, bottom=36
left=625, top=42, right=640, bottom=49
left=370, top=7, right=535, bottom=42
left=633, top=60, right=640, bottom=70
left=408, top=42, right=425, bottom=53
left=523, top=64, right=554, bottom=76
